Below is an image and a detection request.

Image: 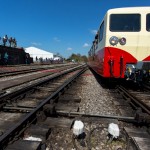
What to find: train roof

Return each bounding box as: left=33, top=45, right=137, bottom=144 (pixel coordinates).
left=107, top=7, right=150, bottom=14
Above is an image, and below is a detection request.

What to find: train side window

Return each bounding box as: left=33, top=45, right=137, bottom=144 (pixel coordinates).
left=146, top=14, right=150, bottom=31
left=110, top=14, right=141, bottom=32
left=91, top=45, right=94, bottom=56
left=99, top=22, right=104, bottom=41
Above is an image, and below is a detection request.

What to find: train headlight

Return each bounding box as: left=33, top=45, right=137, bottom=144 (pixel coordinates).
left=109, top=36, right=119, bottom=46
left=119, top=37, right=126, bottom=45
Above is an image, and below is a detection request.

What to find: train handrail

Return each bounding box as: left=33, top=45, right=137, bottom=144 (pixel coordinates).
left=109, top=56, right=124, bottom=78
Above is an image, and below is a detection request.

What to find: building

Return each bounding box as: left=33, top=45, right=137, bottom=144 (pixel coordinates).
left=25, top=46, right=53, bottom=62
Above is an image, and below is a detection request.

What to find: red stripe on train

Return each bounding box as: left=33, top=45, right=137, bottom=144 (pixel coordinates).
left=143, top=55, right=150, bottom=61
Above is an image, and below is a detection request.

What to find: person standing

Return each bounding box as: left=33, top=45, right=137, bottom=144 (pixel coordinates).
left=8, top=37, right=13, bottom=47
left=3, top=35, right=8, bottom=46
left=4, top=52, right=8, bottom=65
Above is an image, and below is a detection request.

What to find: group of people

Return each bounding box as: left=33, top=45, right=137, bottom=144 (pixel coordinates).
left=0, top=35, right=17, bottom=47
left=35, top=56, right=54, bottom=64
left=35, top=56, right=63, bottom=64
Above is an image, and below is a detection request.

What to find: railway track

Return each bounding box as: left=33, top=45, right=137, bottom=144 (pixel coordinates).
left=0, top=64, right=87, bottom=149
left=0, top=64, right=80, bottom=94
left=43, top=71, right=150, bottom=150
left=0, top=66, right=149, bottom=149
left=116, top=85, right=150, bottom=116
left=114, top=85, right=150, bottom=150
left=69, top=70, right=150, bottom=150
left=0, top=63, right=76, bottom=78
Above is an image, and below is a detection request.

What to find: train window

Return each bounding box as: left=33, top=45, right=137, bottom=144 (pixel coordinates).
left=99, top=22, right=104, bottom=41
left=110, top=14, right=141, bottom=32
left=146, top=14, right=150, bottom=31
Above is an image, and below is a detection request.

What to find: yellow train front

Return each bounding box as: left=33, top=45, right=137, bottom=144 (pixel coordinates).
left=88, top=7, right=150, bottom=81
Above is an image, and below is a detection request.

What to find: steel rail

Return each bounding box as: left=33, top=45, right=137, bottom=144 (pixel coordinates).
left=56, top=110, right=135, bottom=122
left=117, top=85, right=150, bottom=115
left=0, top=65, right=87, bottom=148
left=0, top=63, right=77, bottom=77
left=0, top=64, right=85, bottom=101
left=143, top=84, right=150, bottom=91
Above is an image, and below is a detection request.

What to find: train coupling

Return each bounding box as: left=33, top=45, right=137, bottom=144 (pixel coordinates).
left=125, top=61, right=150, bottom=82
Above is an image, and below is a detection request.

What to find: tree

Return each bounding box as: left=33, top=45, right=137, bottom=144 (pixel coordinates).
left=67, top=53, right=88, bottom=62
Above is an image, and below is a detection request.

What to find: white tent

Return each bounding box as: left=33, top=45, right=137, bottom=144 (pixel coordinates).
left=25, top=47, right=53, bottom=62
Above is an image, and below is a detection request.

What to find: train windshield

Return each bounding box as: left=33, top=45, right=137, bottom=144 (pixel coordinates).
left=110, top=14, right=141, bottom=32
left=146, top=14, right=150, bottom=31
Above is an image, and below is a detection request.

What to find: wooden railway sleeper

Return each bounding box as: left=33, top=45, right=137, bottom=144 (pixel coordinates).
left=55, top=110, right=150, bottom=125
left=34, top=101, right=150, bottom=125
left=117, top=86, right=150, bottom=115
left=54, top=110, right=135, bottom=121
left=0, top=66, right=87, bottom=148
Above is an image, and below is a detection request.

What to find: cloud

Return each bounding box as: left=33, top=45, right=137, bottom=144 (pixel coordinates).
left=31, top=42, right=42, bottom=46
left=83, top=43, right=90, bottom=47
left=67, top=47, right=72, bottom=51
left=90, top=29, right=97, bottom=35
left=53, top=37, right=61, bottom=42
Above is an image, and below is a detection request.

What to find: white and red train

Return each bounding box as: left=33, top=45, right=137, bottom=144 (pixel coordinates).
left=88, top=7, right=150, bottom=81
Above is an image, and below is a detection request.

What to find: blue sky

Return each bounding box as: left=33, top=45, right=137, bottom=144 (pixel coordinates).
left=0, top=0, right=150, bottom=58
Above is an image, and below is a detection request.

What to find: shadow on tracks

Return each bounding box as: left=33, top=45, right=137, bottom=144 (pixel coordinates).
left=88, top=68, right=123, bottom=89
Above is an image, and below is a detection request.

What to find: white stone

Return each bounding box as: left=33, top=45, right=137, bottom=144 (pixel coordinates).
left=73, top=120, right=84, bottom=136
left=108, top=123, right=119, bottom=138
